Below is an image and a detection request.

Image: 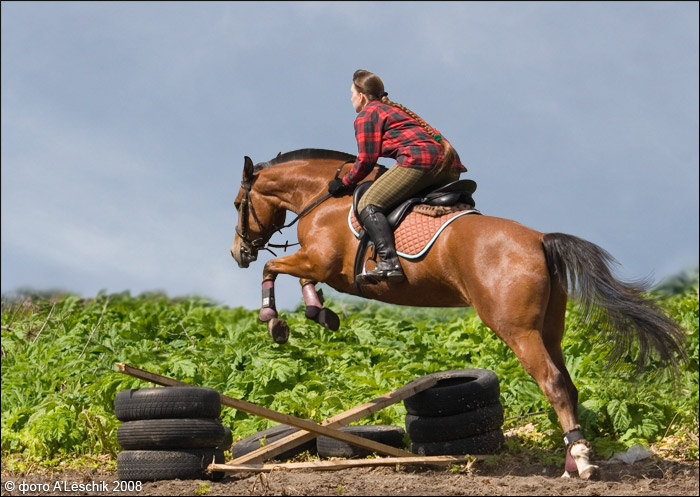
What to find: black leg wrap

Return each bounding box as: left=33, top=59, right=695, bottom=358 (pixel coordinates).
left=262, top=287, right=275, bottom=310
left=563, top=426, right=584, bottom=449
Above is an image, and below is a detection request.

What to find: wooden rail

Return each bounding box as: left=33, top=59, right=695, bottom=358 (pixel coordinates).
left=211, top=455, right=480, bottom=473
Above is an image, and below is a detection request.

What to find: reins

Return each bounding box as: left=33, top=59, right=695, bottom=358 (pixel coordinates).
left=236, top=159, right=354, bottom=256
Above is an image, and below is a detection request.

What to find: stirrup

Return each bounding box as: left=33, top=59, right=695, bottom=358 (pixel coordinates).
left=356, top=269, right=404, bottom=285
left=356, top=255, right=380, bottom=285
left=356, top=257, right=404, bottom=285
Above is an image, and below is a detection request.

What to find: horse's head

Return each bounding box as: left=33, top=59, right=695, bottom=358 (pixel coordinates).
left=231, top=156, right=286, bottom=268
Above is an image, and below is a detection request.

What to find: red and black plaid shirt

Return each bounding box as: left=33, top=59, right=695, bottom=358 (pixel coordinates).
left=342, top=101, right=467, bottom=186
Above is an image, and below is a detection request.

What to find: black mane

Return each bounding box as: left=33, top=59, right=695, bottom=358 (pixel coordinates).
left=254, top=148, right=356, bottom=171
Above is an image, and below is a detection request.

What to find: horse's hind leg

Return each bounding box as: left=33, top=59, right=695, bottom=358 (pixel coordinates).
left=498, top=326, right=599, bottom=478
left=479, top=279, right=596, bottom=479
left=541, top=284, right=579, bottom=424
left=497, top=325, right=580, bottom=433
left=541, top=284, right=599, bottom=479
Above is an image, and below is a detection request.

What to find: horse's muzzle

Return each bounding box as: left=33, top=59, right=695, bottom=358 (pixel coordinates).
left=231, top=240, right=257, bottom=268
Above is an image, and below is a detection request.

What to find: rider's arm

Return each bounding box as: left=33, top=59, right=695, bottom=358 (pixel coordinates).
left=343, top=108, right=382, bottom=186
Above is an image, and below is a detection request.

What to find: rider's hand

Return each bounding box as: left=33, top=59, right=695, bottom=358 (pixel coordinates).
left=328, top=178, right=352, bottom=197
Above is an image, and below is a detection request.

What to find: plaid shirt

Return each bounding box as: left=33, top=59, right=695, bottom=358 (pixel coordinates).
left=342, top=101, right=467, bottom=186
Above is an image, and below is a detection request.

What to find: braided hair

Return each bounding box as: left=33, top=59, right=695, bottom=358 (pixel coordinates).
left=352, top=69, right=457, bottom=170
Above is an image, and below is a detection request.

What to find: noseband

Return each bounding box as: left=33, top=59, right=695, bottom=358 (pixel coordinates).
left=235, top=160, right=353, bottom=257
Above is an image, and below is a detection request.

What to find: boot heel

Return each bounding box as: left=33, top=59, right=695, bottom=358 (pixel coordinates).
left=356, top=272, right=380, bottom=285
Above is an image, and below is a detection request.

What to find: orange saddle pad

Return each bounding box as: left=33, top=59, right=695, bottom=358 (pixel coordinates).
left=348, top=206, right=480, bottom=259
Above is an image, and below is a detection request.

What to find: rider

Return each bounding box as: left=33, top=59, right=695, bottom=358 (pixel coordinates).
left=328, top=69, right=467, bottom=284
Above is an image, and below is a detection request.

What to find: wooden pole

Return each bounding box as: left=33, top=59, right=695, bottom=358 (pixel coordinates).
left=210, top=455, right=479, bottom=473
left=116, top=363, right=424, bottom=459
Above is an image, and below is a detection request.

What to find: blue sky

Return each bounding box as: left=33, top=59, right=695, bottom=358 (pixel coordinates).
left=2, top=2, right=698, bottom=310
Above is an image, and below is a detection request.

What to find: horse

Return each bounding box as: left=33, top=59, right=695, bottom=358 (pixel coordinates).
left=230, top=148, right=686, bottom=479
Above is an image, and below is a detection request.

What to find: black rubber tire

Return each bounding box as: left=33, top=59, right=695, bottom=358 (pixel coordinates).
left=117, top=449, right=225, bottom=482
left=316, top=425, right=406, bottom=459
left=405, top=401, right=504, bottom=443
left=410, top=429, right=505, bottom=456
left=403, top=369, right=500, bottom=417
left=115, top=387, right=221, bottom=421
left=117, top=419, right=226, bottom=450
left=232, top=423, right=317, bottom=461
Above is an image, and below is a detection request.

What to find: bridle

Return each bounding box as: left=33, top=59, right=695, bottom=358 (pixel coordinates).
left=235, top=159, right=353, bottom=258
left=234, top=174, right=276, bottom=257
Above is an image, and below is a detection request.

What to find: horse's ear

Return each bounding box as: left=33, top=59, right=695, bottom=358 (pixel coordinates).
left=243, top=156, right=254, bottom=181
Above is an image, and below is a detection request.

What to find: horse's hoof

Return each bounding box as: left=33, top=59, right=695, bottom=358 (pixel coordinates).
left=579, top=464, right=600, bottom=480
left=317, top=308, right=340, bottom=331
left=305, top=305, right=321, bottom=320
left=569, top=440, right=598, bottom=480
left=268, top=318, right=289, bottom=344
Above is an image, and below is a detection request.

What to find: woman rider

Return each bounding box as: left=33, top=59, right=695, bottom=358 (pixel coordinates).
left=327, top=69, right=467, bottom=284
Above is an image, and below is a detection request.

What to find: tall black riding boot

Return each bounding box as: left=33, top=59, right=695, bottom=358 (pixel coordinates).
left=358, top=205, right=405, bottom=284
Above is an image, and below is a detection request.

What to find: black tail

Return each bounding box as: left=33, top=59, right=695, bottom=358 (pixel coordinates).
left=543, top=232, right=687, bottom=371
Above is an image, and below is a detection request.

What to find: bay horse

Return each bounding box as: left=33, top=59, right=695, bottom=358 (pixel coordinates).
left=230, top=148, right=686, bottom=479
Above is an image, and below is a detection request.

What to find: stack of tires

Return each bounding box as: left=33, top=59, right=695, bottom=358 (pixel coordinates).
left=404, top=369, right=505, bottom=456
left=115, top=387, right=231, bottom=482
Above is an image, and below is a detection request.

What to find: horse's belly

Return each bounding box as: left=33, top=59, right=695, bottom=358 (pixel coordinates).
left=326, top=280, right=470, bottom=308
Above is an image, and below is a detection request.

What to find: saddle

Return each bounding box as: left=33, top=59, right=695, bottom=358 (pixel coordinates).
left=350, top=179, right=480, bottom=294
left=352, top=179, right=478, bottom=229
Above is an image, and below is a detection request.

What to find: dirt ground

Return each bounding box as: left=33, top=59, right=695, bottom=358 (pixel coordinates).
left=2, top=453, right=698, bottom=496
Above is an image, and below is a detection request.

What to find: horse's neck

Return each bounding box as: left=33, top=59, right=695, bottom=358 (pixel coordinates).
left=258, top=162, right=330, bottom=214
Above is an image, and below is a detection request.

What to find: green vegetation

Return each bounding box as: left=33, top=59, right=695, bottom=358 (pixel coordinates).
left=2, top=274, right=697, bottom=466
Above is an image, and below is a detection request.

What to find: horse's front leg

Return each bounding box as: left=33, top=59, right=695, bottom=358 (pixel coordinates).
left=300, top=278, right=340, bottom=332
left=256, top=277, right=289, bottom=344
left=259, top=251, right=340, bottom=343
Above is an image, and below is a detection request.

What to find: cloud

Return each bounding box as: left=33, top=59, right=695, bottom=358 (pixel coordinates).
left=1, top=2, right=697, bottom=310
